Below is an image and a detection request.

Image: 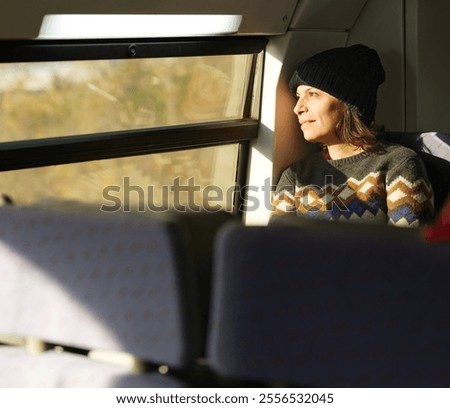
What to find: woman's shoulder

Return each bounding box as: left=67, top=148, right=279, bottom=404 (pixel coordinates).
left=372, top=140, right=421, bottom=165
left=372, top=140, right=432, bottom=184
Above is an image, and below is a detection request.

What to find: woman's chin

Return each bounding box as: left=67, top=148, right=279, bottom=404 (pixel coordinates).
left=302, top=132, right=319, bottom=143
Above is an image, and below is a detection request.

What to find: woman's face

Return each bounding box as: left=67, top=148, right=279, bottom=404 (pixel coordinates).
left=293, top=85, right=345, bottom=146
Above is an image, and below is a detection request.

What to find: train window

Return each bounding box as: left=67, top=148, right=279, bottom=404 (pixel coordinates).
left=0, top=37, right=266, bottom=214
left=0, top=55, right=252, bottom=142
left=0, top=144, right=239, bottom=211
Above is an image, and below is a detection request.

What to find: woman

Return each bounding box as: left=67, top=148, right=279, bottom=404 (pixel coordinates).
left=272, top=44, right=434, bottom=227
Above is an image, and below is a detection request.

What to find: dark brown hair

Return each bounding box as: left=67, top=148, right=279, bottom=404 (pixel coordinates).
left=335, top=104, right=380, bottom=152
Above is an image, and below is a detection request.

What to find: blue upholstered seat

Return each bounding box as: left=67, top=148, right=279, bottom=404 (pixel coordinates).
left=0, top=347, right=185, bottom=387
left=207, top=220, right=450, bottom=387
left=0, top=205, right=223, bottom=387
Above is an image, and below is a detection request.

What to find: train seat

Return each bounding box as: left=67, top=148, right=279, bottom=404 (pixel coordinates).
left=207, top=220, right=450, bottom=387
left=0, top=347, right=184, bottom=387
left=0, top=205, right=228, bottom=387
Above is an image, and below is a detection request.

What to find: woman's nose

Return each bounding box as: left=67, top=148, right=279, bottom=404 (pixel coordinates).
left=293, top=97, right=305, bottom=115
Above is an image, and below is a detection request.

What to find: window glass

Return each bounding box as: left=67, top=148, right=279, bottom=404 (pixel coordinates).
left=0, top=144, right=239, bottom=212
left=0, top=55, right=253, bottom=142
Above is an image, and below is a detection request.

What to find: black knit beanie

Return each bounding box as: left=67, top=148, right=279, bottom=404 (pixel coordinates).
left=289, top=44, right=385, bottom=125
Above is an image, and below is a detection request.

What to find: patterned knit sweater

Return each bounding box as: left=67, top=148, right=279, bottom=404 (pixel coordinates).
left=272, top=142, right=434, bottom=227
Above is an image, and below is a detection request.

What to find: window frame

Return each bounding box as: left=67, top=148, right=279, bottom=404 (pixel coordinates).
left=0, top=120, right=258, bottom=171
left=0, top=36, right=267, bottom=214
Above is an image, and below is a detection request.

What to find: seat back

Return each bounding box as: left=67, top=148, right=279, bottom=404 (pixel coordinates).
left=207, top=221, right=450, bottom=386
left=0, top=206, right=201, bottom=369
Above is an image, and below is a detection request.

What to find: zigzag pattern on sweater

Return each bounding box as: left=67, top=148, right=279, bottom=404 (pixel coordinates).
left=386, top=175, right=434, bottom=226
left=273, top=172, right=384, bottom=214
left=273, top=171, right=433, bottom=226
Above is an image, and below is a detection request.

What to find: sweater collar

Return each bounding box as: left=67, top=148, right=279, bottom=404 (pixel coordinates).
left=322, top=149, right=371, bottom=166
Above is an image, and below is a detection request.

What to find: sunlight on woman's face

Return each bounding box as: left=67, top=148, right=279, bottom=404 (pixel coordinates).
left=293, top=85, right=345, bottom=146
